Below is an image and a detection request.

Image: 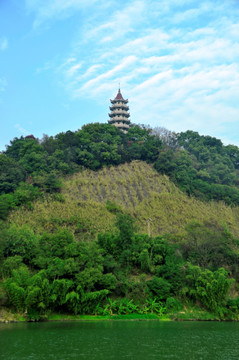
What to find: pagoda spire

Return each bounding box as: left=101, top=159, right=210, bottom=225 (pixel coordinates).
left=108, top=89, right=131, bottom=133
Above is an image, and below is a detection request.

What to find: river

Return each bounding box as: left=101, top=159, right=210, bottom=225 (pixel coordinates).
left=1, top=321, right=239, bottom=359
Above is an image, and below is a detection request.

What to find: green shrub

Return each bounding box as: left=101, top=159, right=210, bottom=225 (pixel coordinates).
left=166, top=297, right=183, bottom=311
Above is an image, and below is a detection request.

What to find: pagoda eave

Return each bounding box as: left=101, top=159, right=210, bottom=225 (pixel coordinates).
left=109, top=106, right=129, bottom=111
left=109, top=113, right=130, bottom=118
left=110, top=99, right=128, bottom=104
left=108, top=119, right=130, bottom=123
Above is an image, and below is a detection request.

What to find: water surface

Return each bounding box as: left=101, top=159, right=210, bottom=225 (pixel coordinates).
left=1, top=321, right=239, bottom=360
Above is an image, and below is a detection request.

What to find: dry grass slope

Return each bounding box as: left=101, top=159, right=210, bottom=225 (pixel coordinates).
left=9, top=161, right=239, bottom=238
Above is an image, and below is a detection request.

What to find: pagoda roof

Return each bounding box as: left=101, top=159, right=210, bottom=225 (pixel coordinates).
left=115, top=89, right=124, bottom=100
left=110, top=89, right=128, bottom=103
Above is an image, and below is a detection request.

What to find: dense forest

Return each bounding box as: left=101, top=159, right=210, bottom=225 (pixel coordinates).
left=1, top=123, right=239, bottom=321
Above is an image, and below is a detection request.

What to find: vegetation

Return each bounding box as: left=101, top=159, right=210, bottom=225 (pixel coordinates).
left=1, top=123, right=239, bottom=321
left=1, top=212, right=238, bottom=321
left=7, top=161, right=239, bottom=239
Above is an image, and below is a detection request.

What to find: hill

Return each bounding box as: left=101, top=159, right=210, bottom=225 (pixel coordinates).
left=9, top=160, right=239, bottom=238
left=1, top=124, right=239, bottom=321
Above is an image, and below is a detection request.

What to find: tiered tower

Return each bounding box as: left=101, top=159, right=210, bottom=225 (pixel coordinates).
left=108, top=89, right=131, bottom=133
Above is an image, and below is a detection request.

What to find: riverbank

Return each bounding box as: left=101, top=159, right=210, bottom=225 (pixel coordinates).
left=48, top=310, right=238, bottom=322
left=0, top=309, right=164, bottom=323
left=1, top=307, right=238, bottom=323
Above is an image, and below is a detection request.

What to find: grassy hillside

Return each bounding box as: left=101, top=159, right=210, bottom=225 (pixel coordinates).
left=3, top=160, right=239, bottom=321
left=9, top=161, right=239, bottom=238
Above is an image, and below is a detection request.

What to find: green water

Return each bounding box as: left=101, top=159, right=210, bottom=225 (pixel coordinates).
left=1, top=321, right=239, bottom=360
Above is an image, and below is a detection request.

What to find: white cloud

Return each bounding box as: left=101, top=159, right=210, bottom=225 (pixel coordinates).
left=14, top=124, right=30, bottom=136
left=101, top=29, right=170, bottom=59
left=84, top=0, right=145, bottom=43
left=229, top=23, right=239, bottom=38
left=0, top=37, right=8, bottom=51
left=171, top=6, right=206, bottom=23
left=38, top=0, right=239, bottom=143
left=128, top=62, right=239, bottom=141
left=57, top=57, right=77, bottom=71
left=25, top=0, right=102, bottom=28
left=66, top=63, right=82, bottom=77
left=73, top=55, right=138, bottom=97
left=81, top=65, right=102, bottom=78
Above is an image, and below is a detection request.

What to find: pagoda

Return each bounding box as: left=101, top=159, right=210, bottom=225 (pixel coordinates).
left=108, top=89, right=131, bottom=133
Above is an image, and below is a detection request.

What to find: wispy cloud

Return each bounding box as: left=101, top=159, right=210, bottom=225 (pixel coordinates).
left=65, top=63, right=82, bottom=77
left=0, top=37, right=8, bottom=51
left=73, top=55, right=138, bottom=97
left=84, top=0, right=146, bottom=43
left=14, top=123, right=30, bottom=136
left=130, top=63, right=239, bottom=127
left=25, top=0, right=104, bottom=28
left=31, top=0, right=239, bottom=143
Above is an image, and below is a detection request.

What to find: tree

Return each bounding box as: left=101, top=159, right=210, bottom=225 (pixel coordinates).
left=185, top=264, right=234, bottom=315
left=4, top=265, right=31, bottom=312
left=115, top=213, right=136, bottom=250
left=150, top=126, right=179, bottom=150
left=3, top=225, right=37, bottom=264
left=1, top=255, right=23, bottom=278
left=154, top=149, right=176, bottom=175
left=147, top=276, right=171, bottom=301
left=0, top=154, right=25, bottom=194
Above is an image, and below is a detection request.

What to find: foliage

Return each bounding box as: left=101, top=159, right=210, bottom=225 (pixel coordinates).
left=184, top=264, right=234, bottom=316
left=0, top=213, right=237, bottom=320
left=106, top=200, right=122, bottom=214
left=0, top=154, right=25, bottom=194
left=1, top=124, right=239, bottom=320
left=2, top=124, right=239, bottom=221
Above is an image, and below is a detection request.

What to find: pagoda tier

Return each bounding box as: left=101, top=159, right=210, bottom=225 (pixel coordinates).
left=110, top=104, right=129, bottom=111
left=108, top=89, right=131, bottom=133
left=110, top=98, right=128, bottom=104
left=109, top=118, right=130, bottom=124
left=109, top=111, right=130, bottom=118
left=110, top=122, right=130, bottom=131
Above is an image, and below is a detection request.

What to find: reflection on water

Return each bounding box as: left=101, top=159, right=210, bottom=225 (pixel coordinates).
left=1, top=321, right=239, bottom=360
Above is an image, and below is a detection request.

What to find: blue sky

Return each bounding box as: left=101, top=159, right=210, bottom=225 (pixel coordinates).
left=1, top=0, right=239, bottom=151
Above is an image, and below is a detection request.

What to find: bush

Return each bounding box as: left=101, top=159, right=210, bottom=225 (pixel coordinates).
left=147, top=276, right=171, bottom=301
left=166, top=297, right=183, bottom=311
